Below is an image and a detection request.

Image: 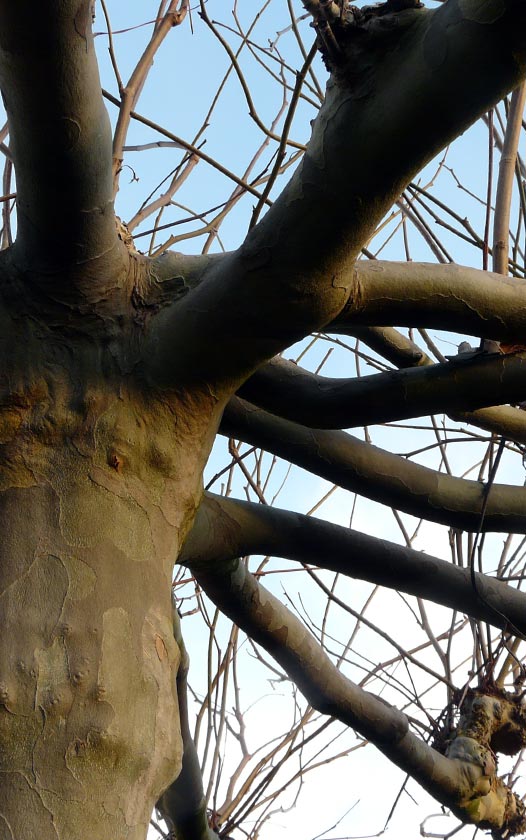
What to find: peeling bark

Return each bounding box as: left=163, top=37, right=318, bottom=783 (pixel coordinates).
left=0, top=259, right=220, bottom=838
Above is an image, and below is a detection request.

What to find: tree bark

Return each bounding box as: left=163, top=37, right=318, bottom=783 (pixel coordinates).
left=0, top=257, right=219, bottom=837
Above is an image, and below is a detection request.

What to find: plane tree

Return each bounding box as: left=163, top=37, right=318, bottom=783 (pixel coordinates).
left=0, top=1, right=526, bottom=839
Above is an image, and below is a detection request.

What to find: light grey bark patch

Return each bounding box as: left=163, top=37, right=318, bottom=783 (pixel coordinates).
left=0, top=774, right=59, bottom=840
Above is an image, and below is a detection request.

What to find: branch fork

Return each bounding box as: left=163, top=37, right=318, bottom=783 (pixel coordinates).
left=304, top=0, right=424, bottom=70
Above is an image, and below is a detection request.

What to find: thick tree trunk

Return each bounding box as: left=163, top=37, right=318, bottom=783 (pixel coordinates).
left=0, top=285, right=217, bottom=839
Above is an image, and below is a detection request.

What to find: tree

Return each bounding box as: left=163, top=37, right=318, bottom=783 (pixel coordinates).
left=0, top=1, right=526, bottom=838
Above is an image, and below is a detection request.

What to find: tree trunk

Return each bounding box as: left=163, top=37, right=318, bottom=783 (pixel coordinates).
left=0, top=287, right=216, bottom=839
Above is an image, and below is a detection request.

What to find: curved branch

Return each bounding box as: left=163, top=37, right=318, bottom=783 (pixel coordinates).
left=336, top=261, right=526, bottom=341
left=335, top=324, right=432, bottom=368
left=0, top=1, right=124, bottom=282
left=221, top=397, right=526, bottom=533
left=330, top=322, right=526, bottom=444
left=182, top=494, right=526, bottom=637
left=141, top=1, right=526, bottom=391
left=182, top=521, right=525, bottom=835
left=238, top=352, right=526, bottom=429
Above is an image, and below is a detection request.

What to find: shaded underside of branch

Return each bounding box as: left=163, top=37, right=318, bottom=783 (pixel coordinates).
left=239, top=351, right=526, bottom=429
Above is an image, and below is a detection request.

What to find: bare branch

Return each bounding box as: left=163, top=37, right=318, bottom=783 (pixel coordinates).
left=183, top=531, right=526, bottom=836
left=221, top=398, right=526, bottom=533
left=0, top=1, right=125, bottom=282
left=181, top=493, right=526, bottom=638
left=111, top=1, right=189, bottom=194
left=239, top=351, right=526, bottom=429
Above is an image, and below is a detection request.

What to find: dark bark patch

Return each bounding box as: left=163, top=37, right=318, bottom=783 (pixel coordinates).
left=59, top=117, right=81, bottom=151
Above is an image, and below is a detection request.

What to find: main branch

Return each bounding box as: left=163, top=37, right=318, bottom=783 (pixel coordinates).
left=182, top=493, right=526, bottom=637
left=222, top=398, right=526, bottom=532
left=0, top=0, right=125, bottom=287
left=143, top=0, right=526, bottom=393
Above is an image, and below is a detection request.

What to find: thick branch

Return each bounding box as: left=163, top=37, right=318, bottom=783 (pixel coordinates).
left=221, top=398, right=526, bottom=533
left=330, top=319, right=526, bottom=444
left=182, top=494, right=526, bottom=637
left=451, top=405, right=526, bottom=444
left=335, top=261, right=526, bottom=340
left=239, top=352, right=526, bottom=429
left=183, top=537, right=524, bottom=836
left=0, top=0, right=123, bottom=282
left=142, top=1, right=526, bottom=391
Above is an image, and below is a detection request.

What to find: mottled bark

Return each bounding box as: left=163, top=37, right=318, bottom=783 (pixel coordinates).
left=0, top=8, right=218, bottom=835
left=0, top=275, right=221, bottom=838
